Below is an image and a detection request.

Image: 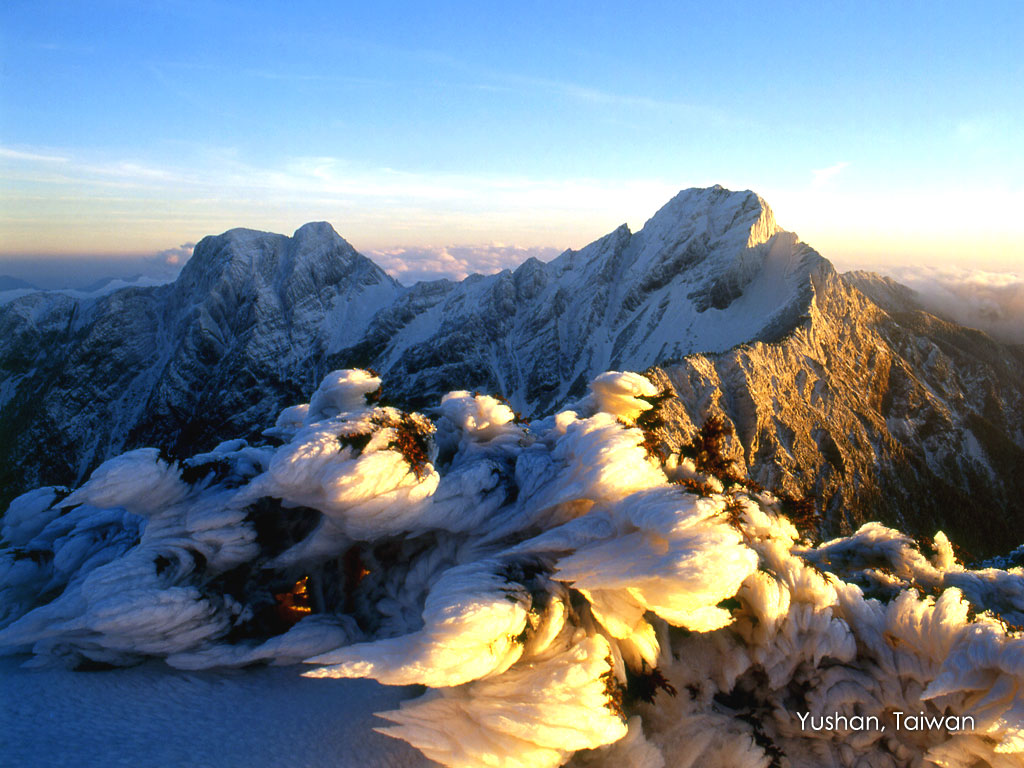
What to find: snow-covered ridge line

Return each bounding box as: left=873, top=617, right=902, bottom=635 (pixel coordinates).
left=0, top=275, right=175, bottom=308
left=2, top=368, right=1022, bottom=768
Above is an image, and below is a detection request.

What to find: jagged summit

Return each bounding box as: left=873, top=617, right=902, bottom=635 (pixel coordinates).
left=332, top=186, right=822, bottom=414
left=639, top=185, right=780, bottom=250
left=550, top=186, right=781, bottom=275
left=293, top=220, right=343, bottom=240
left=199, top=220, right=344, bottom=244
left=179, top=221, right=374, bottom=288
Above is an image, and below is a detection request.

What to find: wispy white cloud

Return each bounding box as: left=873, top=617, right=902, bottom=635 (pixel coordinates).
left=34, top=41, right=96, bottom=55
left=954, top=114, right=1012, bottom=144
left=0, top=142, right=682, bottom=251
left=493, top=72, right=735, bottom=125
left=241, top=69, right=392, bottom=88
left=0, top=147, right=69, bottom=164
left=0, top=145, right=188, bottom=189
left=811, top=161, right=850, bottom=187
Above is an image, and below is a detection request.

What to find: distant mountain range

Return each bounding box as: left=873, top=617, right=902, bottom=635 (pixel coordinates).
left=0, top=275, right=40, bottom=292
left=2, top=186, right=1021, bottom=555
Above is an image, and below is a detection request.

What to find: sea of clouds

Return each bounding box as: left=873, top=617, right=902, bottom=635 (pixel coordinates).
left=871, top=265, right=1024, bottom=345
left=365, top=244, right=563, bottom=285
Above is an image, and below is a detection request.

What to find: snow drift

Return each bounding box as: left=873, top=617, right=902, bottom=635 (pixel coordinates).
left=1, top=368, right=1022, bottom=768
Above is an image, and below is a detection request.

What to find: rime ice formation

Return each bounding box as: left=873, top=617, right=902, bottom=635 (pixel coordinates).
left=2, top=369, right=1023, bottom=768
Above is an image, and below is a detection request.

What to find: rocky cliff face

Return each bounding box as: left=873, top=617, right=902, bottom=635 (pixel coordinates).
left=641, top=264, right=1024, bottom=556
left=2, top=187, right=1022, bottom=555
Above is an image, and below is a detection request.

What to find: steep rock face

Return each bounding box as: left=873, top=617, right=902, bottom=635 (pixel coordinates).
left=642, top=267, right=1024, bottom=556
left=0, top=287, right=173, bottom=495
left=0, top=224, right=401, bottom=498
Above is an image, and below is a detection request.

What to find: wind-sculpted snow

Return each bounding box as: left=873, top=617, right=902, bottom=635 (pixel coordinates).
left=2, top=369, right=1023, bottom=768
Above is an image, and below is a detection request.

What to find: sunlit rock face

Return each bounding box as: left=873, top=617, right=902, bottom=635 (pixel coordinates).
left=1, top=369, right=1022, bottom=768
left=1, top=187, right=1022, bottom=556
left=641, top=266, right=1024, bottom=556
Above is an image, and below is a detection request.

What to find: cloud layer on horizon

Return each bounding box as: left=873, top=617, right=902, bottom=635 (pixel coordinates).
left=5, top=238, right=1022, bottom=349
left=365, top=243, right=563, bottom=285
left=874, top=265, right=1024, bottom=344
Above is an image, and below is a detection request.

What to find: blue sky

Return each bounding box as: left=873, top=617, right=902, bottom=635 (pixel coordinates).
left=1, top=1, right=1022, bottom=275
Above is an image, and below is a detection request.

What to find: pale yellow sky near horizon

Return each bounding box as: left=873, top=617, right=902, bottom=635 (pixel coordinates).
left=2, top=209, right=1019, bottom=278
left=1, top=146, right=1021, bottom=275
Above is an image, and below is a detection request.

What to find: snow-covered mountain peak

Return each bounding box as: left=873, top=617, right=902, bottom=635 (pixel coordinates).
left=293, top=220, right=343, bottom=242
left=341, top=186, right=825, bottom=416
left=282, top=222, right=374, bottom=287
left=543, top=185, right=791, bottom=315
left=172, top=222, right=396, bottom=306
left=544, top=188, right=786, bottom=295
left=639, top=185, right=780, bottom=251
left=290, top=221, right=362, bottom=264
left=174, top=227, right=283, bottom=292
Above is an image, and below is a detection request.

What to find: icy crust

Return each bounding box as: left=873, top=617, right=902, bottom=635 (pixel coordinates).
left=1, top=370, right=1023, bottom=767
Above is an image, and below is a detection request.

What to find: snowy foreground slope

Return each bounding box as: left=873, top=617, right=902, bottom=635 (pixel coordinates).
left=0, top=657, right=430, bottom=768
left=2, top=369, right=1023, bottom=768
